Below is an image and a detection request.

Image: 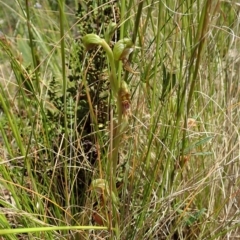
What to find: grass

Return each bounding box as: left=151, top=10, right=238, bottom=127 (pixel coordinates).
left=0, top=0, right=240, bottom=239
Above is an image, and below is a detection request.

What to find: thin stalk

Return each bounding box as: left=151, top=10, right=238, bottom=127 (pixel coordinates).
left=120, top=0, right=126, bottom=39
left=124, top=0, right=143, bottom=82
left=100, top=40, right=118, bottom=95
left=0, top=226, right=111, bottom=235
left=25, top=0, right=40, bottom=93
left=100, top=40, right=121, bottom=238
left=147, top=0, right=162, bottom=169
left=58, top=0, right=70, bottom=222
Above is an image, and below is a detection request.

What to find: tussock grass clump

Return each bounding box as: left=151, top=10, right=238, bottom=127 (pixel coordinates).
left=0, top=0, right=239, bottom=239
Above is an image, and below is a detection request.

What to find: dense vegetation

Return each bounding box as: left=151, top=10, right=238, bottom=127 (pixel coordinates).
left=0, top=0, right=239, bottom=239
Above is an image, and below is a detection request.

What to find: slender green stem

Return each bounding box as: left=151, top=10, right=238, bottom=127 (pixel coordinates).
left=25, top=0, right=40, bottom=93
left=100, top=39, right=121, bottom=238
left=58, top=0, right=70, bottom=221
left=124, top=1, right=143, bottom=82
left=100, top=40, right=118, bottom=94
left=0, top=226, right=111, bottom=235
left=59, top=1, right=68, bottom=148
left=83, top=34, right=123, bottom=238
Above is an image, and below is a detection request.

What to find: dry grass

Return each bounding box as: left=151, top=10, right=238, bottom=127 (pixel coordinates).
left=0, top=1, right=239, bottom=239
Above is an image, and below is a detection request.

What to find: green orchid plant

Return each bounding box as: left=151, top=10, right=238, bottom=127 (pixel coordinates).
left=82, top=33, right=134, bottom=234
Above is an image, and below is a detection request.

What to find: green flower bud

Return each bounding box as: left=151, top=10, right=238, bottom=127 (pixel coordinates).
left=91, top=179, right=110, bottom=196
left=90, top=179, right=119, bottom=205
left=104, top=22, right=117, bottom=44
left=82, top=33, right=103, bottom=50
left=119, top=81, right=130, bottom=94
left=113, top=38, right=134, bottom=61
